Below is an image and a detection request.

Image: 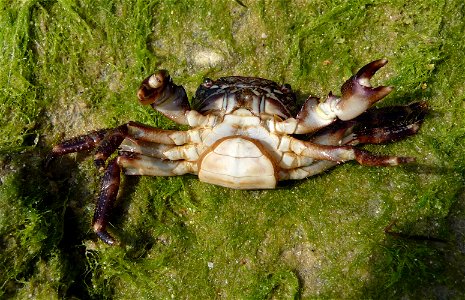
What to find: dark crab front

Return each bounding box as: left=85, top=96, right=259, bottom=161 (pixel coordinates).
left=47, top=59, right=427, bottom=245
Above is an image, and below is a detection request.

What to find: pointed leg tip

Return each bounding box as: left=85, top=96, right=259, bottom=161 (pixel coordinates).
left=94, top=222, right=117, bottom=245
left=377, top=58, right=388, bottom=66
left=386, top=156, right=415, bottom=166
left=354, top=149, right=416, bottom=166
left=94, top=159, right=105, bottom=170
left=95, top=230, right=117, bottom=245
left=398, top=156, right=416, bottom=164
left=44, top=154, right=55, bottom=169
left=417, top=100, right=429, bottom=111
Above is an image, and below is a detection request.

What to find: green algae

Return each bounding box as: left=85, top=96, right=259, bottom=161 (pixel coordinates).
left=1, top=0, right=465, bottom=298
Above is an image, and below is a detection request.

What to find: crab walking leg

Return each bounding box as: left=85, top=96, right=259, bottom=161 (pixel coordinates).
left=93, top=158, right=121, bottom=245
left=273, top=59, right=393, bottom=135
left=120, top=138, right=203, bottom=161
left=45, top=129, right=108, bottom=167
left=126, top=121, right=192, bottom=144
left=344, top=102, right=428, bottom=145
left=46, top=121, right=196, bottom=170
left=310, top=102, right=428, bottom=146
left=346, top=121, right=423, bottom=145
left=94, top=125, right=129, bottom=169
left=279, top=134, right=414, bottom=180
left=117, top=152, right=198, bottom=176
left=279, top=161, right=338, bottom=180
left=92, top=153, right=197, bottom=245
left=120, top=139, right=174, bottom=158
left=285, top=136, right=414, bottom=166
left=281, top=118, right=422, bottom=180
left=280, top=102, right=427, bottom=177
left=93, top=121, right=193, bottom=168
left=278, top=141, right=411, bottom=179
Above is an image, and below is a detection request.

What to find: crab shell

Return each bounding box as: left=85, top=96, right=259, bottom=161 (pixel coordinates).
left=192, top=76, right=296, bottom=189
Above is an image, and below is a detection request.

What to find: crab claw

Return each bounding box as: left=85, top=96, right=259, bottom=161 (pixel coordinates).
left=137, top=70, right=172, bottom=105
left=336, top=59, right=393, bottom=121
left=137, top=70, right=191, bottom=125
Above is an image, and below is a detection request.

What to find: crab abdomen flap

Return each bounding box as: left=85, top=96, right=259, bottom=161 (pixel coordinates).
left=198, top=136, right=278, bottom=189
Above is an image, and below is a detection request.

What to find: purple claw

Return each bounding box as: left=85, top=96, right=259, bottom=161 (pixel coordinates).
left=336, top=59, right=393, bottom=121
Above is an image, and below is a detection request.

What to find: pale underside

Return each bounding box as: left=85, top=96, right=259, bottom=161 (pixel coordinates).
left=118, top=108, right=349, bottom=189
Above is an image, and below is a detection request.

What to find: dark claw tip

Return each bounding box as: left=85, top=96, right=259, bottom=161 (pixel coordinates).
left=356, top=59, right=388, bottom=80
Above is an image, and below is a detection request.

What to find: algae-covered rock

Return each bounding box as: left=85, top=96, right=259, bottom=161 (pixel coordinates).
left=1, top=1, right=464, bottom=298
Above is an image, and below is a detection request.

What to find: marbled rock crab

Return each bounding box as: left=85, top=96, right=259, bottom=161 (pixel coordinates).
left=47, top=60, right=427, bottom=245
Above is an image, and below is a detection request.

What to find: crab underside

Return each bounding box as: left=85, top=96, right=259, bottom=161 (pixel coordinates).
left=47, top=60, right=427, bottom=245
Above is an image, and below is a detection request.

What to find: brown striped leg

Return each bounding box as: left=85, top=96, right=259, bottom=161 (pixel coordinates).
left=47, top=121, right=188, bottom=171
left=279, top=160, right=338, bottom=180
left=93, top=121, right=193, bottom=169
left=352, top=148, right=414, bottom=166
left=91, top=153, right=198, bottom=245
left=92, top=158, right=121, bottom=245
left=281, top=101, right=426, bottom=179
left=280, top=147, right=412, bottom=181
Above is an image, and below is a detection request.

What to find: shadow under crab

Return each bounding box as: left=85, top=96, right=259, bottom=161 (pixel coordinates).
left=46, top=59, right=428, bottom=245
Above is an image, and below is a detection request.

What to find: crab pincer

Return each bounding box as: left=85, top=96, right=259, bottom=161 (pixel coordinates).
left=138, top=70, right=191, bottom=125
left=336, top=59, right=394, bottom=121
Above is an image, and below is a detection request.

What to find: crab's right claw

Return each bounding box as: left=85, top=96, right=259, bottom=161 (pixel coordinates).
left=137, top=70, right=191, bottom=125
left=137, top=70, right=171, bottom=105
left=336, top=59, right=393, bottom=121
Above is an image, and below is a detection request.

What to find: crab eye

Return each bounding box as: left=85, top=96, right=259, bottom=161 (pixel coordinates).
left=281, top=83, right=292, bottom=93
left=202, top=78, right=213, bottom=88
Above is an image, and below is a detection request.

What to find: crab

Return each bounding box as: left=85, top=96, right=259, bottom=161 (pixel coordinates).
left=47, top=59, right=427, bottom=245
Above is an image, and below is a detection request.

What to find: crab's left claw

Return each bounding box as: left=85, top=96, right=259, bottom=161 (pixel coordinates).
left=336, top=59, right=393, bottom=121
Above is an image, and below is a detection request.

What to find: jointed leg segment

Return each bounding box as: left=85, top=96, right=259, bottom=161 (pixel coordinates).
left=45, top=129, right=108, bottom=168
left=279, top=101, right=427, bottom=180
left=93, top=158, right=120, bottom=245
left=47, top=122, right=196, bottom=245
